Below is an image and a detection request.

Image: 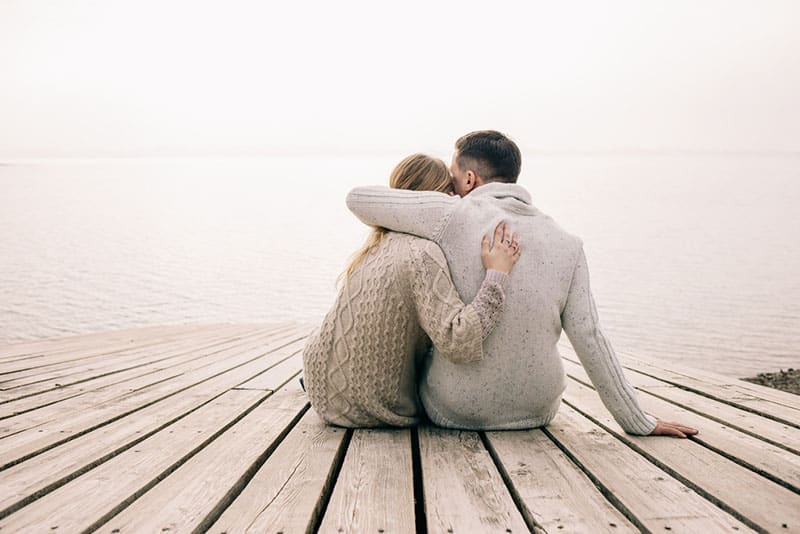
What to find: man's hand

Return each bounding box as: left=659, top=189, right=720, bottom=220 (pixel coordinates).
left=650, top=420, right=699, bottom=438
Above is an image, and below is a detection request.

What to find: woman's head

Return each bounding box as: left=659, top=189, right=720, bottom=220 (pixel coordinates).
left=338, top=154, right=451, bottom=287
left=389, top=154, right=453, bottom=194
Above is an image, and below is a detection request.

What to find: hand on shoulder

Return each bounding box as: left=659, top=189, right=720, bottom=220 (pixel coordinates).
left=481, top=222, right=521, bottom=274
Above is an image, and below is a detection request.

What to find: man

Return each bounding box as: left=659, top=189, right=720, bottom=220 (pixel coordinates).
left=346, top=130, right=697, bottom=437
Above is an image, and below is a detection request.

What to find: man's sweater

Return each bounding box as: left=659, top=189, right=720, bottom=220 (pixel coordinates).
left=346, top=183, right=658, bottom=435
left=302, top=232, right=508, bottom=428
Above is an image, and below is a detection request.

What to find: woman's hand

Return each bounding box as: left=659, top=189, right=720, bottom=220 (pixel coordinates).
left=481, top=222, right=521, bottom=274
left=650, top=420, right=699, bottom=438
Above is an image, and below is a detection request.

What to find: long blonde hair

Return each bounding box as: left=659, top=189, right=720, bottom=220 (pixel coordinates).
left=339, top=154, right=452, bottom=286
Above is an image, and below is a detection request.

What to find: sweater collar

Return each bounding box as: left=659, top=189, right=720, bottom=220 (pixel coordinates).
left=469, top=182, right=532, bottom=205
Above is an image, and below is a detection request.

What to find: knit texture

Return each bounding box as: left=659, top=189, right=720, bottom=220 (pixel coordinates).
left=302, top=232, right=508, bottom=428
left=347, top=183, right=658, bottom=435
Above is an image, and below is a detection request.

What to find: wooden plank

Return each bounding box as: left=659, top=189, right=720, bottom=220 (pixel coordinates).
left=0, top=323, right=263, bottom=385
left=319, top=428, right=416, bottom=534
left=562, top=377, right=800, bottom=532
left=209, top=410, right=347, bottom=534
left=0, top=338, right=306, bottom=513
left=0, top=323, right=234, bottom=371
left=559, top=353, right=800, bottom=454
left=234, top=352, right=303, bottom=391
left=0, top=326, right=301, bottom=419
left=0, top=323, right=216, bottom=361
left=100, top=381, right=309, bottom=533
left=419, top=427, right=529, bottom=533
left=0, top=388, right=266, bottom=533
left=562, top=358, right=800, bottom=492
left=559, top=342, right=800, bottom=425
left=545, top=404, right=754, bottom=532
left=484, top=429, right=638, bottom=533
left=620, top=356, right=800, bottom=425
left=0, top=332, right=309, bottom=470
left=0, top=324, right=266, bottom=397
left=617, top=349, right=800, bottom=408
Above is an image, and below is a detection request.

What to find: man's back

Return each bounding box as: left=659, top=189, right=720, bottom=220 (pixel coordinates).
left=418, top=183, right=582, bottom=429
left=347, top=182, right=657, bottom=434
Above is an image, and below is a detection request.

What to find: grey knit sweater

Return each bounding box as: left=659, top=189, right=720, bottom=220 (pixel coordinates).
left=302, top=232, right=509, bottom=428
left=346, top=183, right=658, bottom=435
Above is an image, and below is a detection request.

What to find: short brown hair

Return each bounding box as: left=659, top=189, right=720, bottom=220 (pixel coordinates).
left=455, top=130, right=521, bottom=183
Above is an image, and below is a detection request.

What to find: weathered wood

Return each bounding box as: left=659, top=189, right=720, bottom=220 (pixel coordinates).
left=0, top=323, right=262, bottom=394
left=0, top=333, right=309, bottom=470
left=546, top=404, right=754, bottom=532
left=0, top=325, right=795, bottom=532
left=0, top=323, right=238, bottom=373
left=209, top=410, right=347, bottom=534
left=319, top=428, right=416, bottom=534
left=0, top=323, right=215, bottom=361
left=0, top=389, right=266, bottom=533
left=562, top=358, right=800, bottom=492
left=617, top=349, right=800, bottom=409
left=234, top=352, right=304, bottom=391
left=100, top=381, right=308, bottom=533
left=0, top=342, right=306, bottom=513
left=560, top=343, right=800, bottom=425
left=0, top=327, right=267, bottom=406
left=0, top=326, right=303, bottom=424
left=562, top=377, right=800, bottom=532
left=419, top=426, right=529, bottom=533
left=560, top=352, right=800, bottom=454
left=485, top=429, right=638, bottom=533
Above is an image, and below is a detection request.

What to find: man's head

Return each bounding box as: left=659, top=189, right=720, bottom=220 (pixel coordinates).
left=450, top=130, right=522, bottom=196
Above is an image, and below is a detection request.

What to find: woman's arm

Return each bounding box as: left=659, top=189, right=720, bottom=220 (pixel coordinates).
left=411, top=223, right=520, bottom=364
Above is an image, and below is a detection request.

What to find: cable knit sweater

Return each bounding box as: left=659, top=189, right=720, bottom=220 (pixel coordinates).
left=302, top=232, right=509, bottom=428
left=346, top=183, right=658, bottom=435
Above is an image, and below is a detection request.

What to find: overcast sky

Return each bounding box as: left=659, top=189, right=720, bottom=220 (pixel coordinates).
left=1, top=0, right=799, bottom=156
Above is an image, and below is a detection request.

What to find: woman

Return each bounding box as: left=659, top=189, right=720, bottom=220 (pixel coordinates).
left=302, top=154, right=521, bottom=427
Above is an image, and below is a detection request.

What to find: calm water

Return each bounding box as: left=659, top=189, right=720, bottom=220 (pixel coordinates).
left=1, top=154, right=799, bottom=378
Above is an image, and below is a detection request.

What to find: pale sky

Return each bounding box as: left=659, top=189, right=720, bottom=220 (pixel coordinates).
left=1, top=0, right=799, bottom=156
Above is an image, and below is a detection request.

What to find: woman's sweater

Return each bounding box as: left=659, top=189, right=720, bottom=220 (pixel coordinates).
left=302, top=232, right=508, bottom=427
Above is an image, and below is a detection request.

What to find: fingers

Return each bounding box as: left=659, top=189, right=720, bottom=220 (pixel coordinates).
left=653, top=420, right=698, bottom=438
left=502, top=223, right=511, bottom=245
left=662, top=421, right=699, bottom=434
left=493, top=222, right=504, bottom=246
left=481, top=235, right=490, bottom=256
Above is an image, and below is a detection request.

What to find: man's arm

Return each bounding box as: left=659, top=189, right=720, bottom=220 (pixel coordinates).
left=561, top=247, right=659, bottom=436
left=346, top=186, right=458, bottom=241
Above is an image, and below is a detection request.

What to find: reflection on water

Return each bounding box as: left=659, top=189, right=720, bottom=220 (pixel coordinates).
left=1, top=154, right=798, bottom=377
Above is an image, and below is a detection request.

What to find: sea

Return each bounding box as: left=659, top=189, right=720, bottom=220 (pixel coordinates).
left=1, top=153, right=798, bottom=378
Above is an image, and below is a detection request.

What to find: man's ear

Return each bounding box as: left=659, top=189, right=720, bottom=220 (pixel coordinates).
left=465, top=170, right=483, bottom=193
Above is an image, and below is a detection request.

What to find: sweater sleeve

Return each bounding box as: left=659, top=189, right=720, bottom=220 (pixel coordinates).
left=346, top=186, right=458, bottom=241
left=561, top=248, right=658, bottom=435
left=410, top=241, right=509, bottom=364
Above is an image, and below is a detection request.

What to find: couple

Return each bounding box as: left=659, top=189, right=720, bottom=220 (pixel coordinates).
left=303, top=130, right=697, bottom=438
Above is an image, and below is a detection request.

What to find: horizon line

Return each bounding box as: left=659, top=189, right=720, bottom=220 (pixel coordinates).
left=2, top=146, right=800, bottom=161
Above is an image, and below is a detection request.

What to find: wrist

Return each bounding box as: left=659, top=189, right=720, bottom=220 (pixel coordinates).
left=485, top=269, right=509, bottom=287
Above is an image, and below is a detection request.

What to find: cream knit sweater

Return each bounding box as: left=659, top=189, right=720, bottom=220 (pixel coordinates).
left=302, top=232, right=508, bottom=428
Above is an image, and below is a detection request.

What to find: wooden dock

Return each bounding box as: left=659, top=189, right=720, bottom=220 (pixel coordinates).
left=0, top=323, right=798, bottom=533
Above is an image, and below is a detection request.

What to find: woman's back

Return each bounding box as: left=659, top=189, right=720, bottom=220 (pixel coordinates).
left=302, top=232, right=432, bottom=427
